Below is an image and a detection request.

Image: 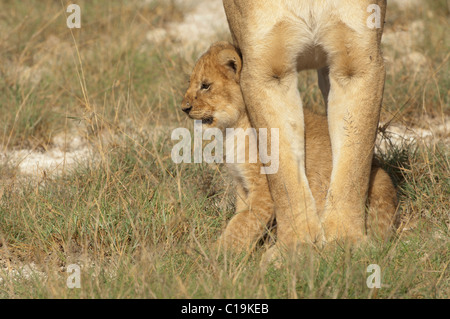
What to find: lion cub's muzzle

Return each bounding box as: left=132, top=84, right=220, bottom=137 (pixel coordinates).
left=181, top=100, right=192, bottom=114
left=181, top=97, right=214, bottom=125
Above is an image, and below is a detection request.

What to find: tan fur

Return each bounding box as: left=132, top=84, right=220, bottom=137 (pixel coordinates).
left=182, top=42, right=398, bottom=252
left=222, top=0, right=389, bottom=250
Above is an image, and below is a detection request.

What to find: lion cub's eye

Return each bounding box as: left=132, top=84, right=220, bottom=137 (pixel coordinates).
left=201, top=82, right=211, bottom=90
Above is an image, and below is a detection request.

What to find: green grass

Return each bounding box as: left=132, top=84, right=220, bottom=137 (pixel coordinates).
left=0, top=0, right=448, bottom=298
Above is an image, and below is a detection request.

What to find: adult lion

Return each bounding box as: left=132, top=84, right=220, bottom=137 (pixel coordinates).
left=222, top=0, right=387, bottom=251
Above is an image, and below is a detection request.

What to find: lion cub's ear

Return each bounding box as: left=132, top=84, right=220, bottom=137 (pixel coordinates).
left=218, top=48, right=242, bottom=82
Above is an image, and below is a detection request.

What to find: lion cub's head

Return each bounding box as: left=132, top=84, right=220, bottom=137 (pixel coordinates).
left=181, top=41, right=245, bottom=130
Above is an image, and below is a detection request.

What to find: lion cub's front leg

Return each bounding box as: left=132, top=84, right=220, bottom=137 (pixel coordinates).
left=217, top=174, right=274, bottom=253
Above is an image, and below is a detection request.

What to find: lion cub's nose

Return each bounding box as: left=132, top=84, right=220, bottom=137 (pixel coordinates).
left=182, top=101, right=192, bottom=114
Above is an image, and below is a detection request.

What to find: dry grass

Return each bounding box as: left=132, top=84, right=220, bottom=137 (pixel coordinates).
left=0, top=0, right=448, bottom=298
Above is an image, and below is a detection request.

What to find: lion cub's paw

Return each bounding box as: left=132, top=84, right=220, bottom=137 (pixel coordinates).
left=260, top=245, right=283, bottom=271
left=214, top=234, right=255, bottom=256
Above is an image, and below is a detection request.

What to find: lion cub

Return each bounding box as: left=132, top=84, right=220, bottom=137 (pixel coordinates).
left=181, top=42, right=398, bottom=252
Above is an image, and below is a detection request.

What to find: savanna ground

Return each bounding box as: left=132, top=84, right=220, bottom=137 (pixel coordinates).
left=0, top=0, right=448, bottom=298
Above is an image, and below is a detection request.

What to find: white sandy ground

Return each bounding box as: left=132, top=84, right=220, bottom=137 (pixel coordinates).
left=1, top=134, right=92, bottom=177
left=377, top=118, right=450, bottom=153
left=0, top=258, right=117, bottom=286
left=1, top=0, right=449, bottom=283
left=146, top=0, right=229, bottom=57
left=0, top=262, right=47, bottom=285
